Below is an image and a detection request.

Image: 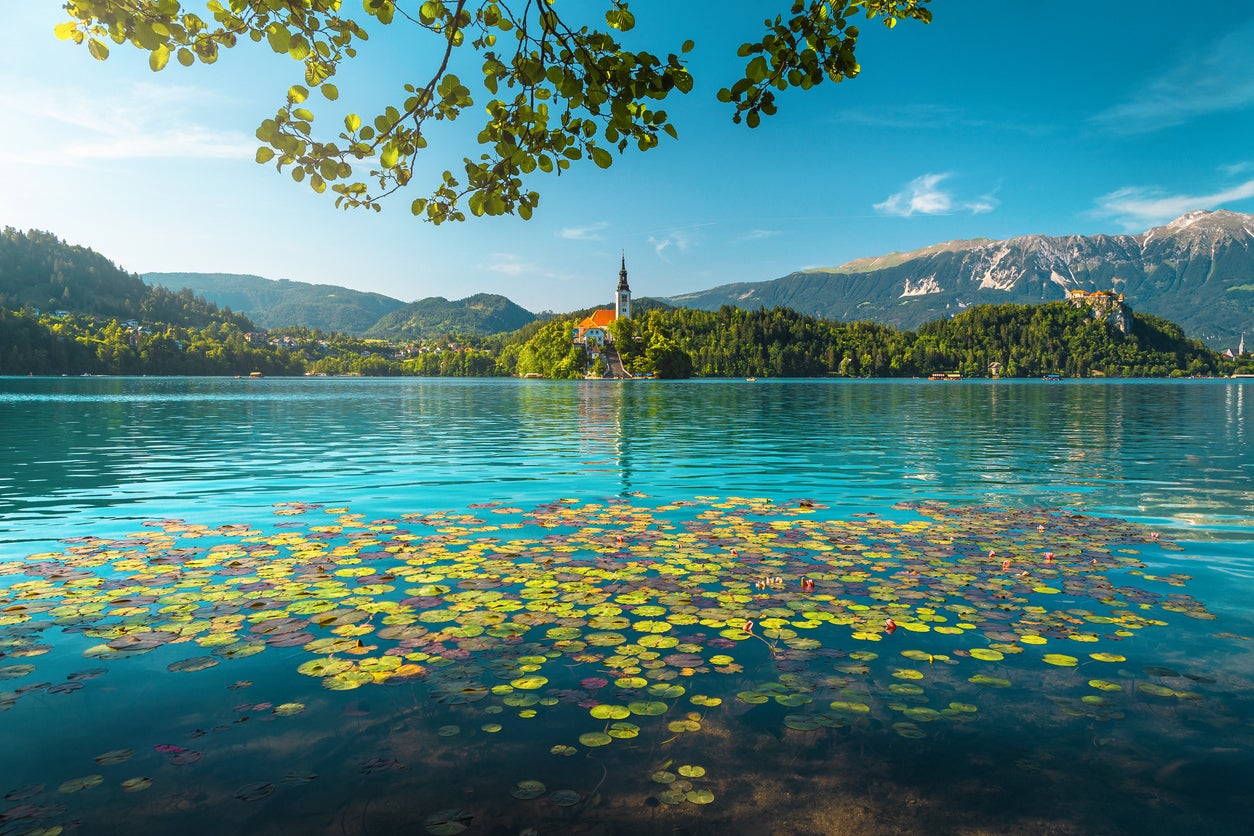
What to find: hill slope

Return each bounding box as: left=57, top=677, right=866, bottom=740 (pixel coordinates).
left=364, top=293, right=538, bottom=340
left=144, top=272, right=406, bottom=335
left=664, top=210, right=1254, bottom=346
left=0, top=228, right=251, bottom=329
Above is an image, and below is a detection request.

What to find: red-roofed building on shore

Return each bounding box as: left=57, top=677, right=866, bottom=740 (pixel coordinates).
left=573, top=254, right=632, bottom=346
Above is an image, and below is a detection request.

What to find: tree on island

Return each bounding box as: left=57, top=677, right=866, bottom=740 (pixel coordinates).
left=57, top=0, right=931, bottom=223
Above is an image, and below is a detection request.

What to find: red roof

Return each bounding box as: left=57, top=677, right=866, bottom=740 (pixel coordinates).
left=576, top=309, right=617, bottom=333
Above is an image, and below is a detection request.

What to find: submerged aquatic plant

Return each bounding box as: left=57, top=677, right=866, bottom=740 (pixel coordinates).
left=0, top=495, right=1235, bottom=830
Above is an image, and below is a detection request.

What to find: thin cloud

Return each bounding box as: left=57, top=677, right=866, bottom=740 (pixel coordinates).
left=1090, top=178, right=1254, bottom=231
left=874, top=173, right=998, bottom=218
left=646, top=223, right=715, bottom=262
left=556, top=221, right=608, bottom=241
left=483, top=253, right=538, bottom=276
left=831, top=104, right=1049, bottom=137
left=739, top=229, right=781, bottom=242
left=0, top=79, right=254, bottom=165
left=1092, top=19, right=1254, bottom=133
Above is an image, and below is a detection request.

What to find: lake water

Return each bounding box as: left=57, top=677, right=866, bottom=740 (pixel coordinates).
left=2, top=377, right=1252, bottom=835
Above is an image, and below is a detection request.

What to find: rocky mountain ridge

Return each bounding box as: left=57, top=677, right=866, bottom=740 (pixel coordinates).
left=665, top=210, right=1254, bottom=346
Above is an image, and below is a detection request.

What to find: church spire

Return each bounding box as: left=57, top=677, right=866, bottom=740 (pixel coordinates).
left=618, top=251, right=630, bottom=292
left=615, top=252, right=632, bottom=319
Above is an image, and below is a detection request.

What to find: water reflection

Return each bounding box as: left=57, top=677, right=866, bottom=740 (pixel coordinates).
left=2, top=378, right=1252, bottom=537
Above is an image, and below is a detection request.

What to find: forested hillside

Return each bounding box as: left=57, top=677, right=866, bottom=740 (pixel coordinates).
left=1, top=229, right=250, bottom=329
left=364, top=293, right=537, bottom=340
left=145, top=272, right=406, bottom=335
left=514, top=303, right=1220, bottom=379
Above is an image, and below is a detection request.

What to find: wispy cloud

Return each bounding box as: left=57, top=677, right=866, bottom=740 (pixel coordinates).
left=874, top=173, right=998, bottom=218
left=1092, top=19, right=1254, bottom=134
left=1090, top=178, right=1254, bottom=231
left=738, top=229, right=781, bottom=242
left=483, top=253, right=539, bottom=276
left=0, top=79, right=254, bottom=165
left=556, top=221, right=608, bottom=241
left=1221, top=161, right=1254, bottom=177
left=832, top=104, right=1049, bottom=137
left=645, top=223, right=715, bottom=262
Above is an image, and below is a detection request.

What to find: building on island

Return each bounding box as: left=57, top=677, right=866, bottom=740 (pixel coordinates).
left=615, top=253, right=632, bottom=320
left=571, top=255, right=634, bottom=378
left=573, top=253, right=632, bottom=347
left=1066, top=288, right=1129, bottom=334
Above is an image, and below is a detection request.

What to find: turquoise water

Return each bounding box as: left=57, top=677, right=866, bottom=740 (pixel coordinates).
left=2, top=378, right=1252, bottom=835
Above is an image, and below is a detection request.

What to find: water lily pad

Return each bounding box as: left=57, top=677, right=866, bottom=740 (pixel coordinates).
left=510, top=779, right=546, bottom=800
left=686, top=788, right=715, bottom=804
left=628, top=700, right=669, bottom=716
left=549, top=789, right=581, bottom=807
left=167, top=656, right=219, bottom=673
left=1042, top=654, right=1079, bottom=667
left=590, top=704, right=630, bottom=720
left=94, top=748, right=134, bottom=765
left=121, top=776, right=153, bottom=792
left=579, top=731, right=612, bottom=747
left=0, top=664, right=36, bottom=680
left=425, top=808, right=473, bottom=834
left=234, top=782, right=275, bottom=802
left=58, top=774, right=103, bottom=793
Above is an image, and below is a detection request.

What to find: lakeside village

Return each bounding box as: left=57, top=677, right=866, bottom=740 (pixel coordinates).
left=8, top=257, right=1252, bottom=380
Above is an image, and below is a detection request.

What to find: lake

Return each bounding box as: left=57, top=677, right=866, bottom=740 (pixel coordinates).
left=2, top=377, right=1252, bottom=835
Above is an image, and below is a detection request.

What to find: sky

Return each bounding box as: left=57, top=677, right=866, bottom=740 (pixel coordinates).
left=2, top=2, right=1253, bottom=313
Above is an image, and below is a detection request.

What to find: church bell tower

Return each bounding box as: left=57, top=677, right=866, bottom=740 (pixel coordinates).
left=615, top=252, right=632, bottom=319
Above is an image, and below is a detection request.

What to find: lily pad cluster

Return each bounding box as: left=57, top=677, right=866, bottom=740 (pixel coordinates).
left=0, top=494, right=1224, bottom=825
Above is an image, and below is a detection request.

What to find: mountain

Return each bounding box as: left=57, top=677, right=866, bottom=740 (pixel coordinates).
left=0, top=228, right=251, bottom=329
left=363, top=293, right=538, bottom=340
left=144, top=272, right=406, bottom=335
left=663, top=210, right=1254, bottom=346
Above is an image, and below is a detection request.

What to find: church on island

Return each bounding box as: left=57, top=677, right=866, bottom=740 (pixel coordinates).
left=572, top=255, right=633, bottom=377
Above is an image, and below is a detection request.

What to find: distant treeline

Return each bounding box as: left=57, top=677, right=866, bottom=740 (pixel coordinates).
left=0, top=300, right=1240, bottom=379
left=0, top=227, right=1240, bottom=379
left=512, top=303, right=1229, bottom=379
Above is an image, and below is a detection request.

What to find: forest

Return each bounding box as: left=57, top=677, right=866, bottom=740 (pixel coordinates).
left=0, top=298, right=1241, bottom=379
left=0, top=227, right=1240, bottom=379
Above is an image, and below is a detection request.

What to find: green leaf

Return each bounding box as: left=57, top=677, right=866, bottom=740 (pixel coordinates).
left=321, top=83, right=339, bottom=101
left=255, top=147, right=275, bottom=164
left=590, top=147, right=612, bottom=169
left=681, top=39, right=695, bottom=54
left=288, top=35, right=311, bottom=61
left=53, top=22, right=78, bottom=41
left=177, top=47, right=194, bottom=67
left=344, top=113, right=361, bottom=133
left=87, top=38, right=110, bottom=61
left=380, top=143, right=399, bottom=169
left=149, top=45, right=170, bottom=72
left=288, top=85, right=309, bottom=103
left=293, top=108, right=315, bottom=122
left=266, top=25, right=290, bottom=54
left=746, top=56, right=768, bottom=83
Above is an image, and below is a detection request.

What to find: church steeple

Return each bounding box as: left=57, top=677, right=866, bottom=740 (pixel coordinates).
left=615, top=252, right=632, bottom=319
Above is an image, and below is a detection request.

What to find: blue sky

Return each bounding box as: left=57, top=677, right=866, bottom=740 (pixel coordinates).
left=2, top=2, right=1253, bottom=312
